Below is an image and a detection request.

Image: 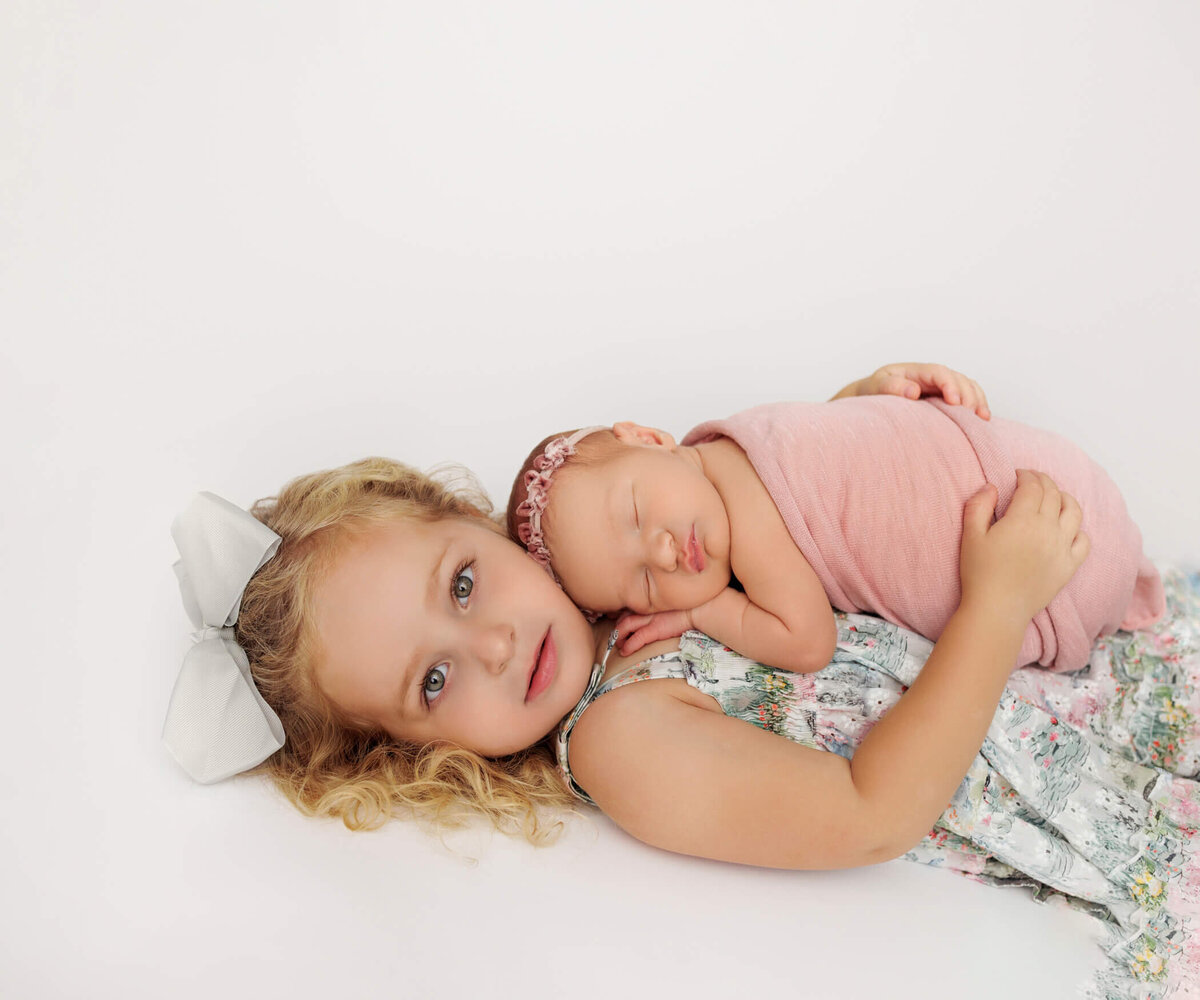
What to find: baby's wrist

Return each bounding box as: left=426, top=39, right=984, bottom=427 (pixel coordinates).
left=688, top=587, right=739, bottom=632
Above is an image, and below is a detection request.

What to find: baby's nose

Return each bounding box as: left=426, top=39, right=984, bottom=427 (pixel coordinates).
left=648, top=530, right=678, bottom=571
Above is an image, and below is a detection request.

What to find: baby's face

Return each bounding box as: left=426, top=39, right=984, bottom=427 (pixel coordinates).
left=546, top=441, right=731, bottom=616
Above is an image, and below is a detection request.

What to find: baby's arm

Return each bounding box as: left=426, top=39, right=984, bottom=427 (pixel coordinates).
left=571, top=471, right=1089, bottom=869
left=620, top=437, right=838, bottom=671
left=831, top=362, right=991, bottom=420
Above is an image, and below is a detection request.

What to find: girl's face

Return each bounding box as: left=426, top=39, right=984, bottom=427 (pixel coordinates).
left=545, top=436, right=732, bottom=615
left=311, top=516, right=598, bottom=756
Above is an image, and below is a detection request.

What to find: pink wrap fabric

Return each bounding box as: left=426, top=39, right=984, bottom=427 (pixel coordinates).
left=683, top=397, right=1165, bottom=672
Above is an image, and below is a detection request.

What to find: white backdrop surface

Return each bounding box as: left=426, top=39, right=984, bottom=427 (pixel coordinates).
left=3, top=3, right=1198, bottom=999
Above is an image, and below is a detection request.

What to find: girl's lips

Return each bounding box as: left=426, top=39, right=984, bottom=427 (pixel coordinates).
left=525, top=628, right=557, bottom=702
left=687, top=526, right=706, bottom=573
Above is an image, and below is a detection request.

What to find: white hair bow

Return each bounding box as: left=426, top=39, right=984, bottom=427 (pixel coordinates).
left=163, top=492, right=285, bottom=783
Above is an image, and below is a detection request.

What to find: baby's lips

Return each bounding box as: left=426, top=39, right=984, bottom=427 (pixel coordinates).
left=685, top=526, right=706, bottom=573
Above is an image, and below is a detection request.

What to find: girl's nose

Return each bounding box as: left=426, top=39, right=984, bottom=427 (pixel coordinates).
left=472, top=622, right=515, bottom=674
left=647, top=530, right=677, bottom=572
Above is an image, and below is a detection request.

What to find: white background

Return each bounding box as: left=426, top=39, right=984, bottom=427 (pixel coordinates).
left=3, top=3, right=1198, bottom=998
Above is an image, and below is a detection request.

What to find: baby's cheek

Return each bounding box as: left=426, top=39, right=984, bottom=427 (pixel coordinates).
left=689, top=571, right=730, bottom=609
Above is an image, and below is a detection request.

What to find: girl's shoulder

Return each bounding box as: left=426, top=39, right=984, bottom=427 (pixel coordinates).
left=565, top=664, right=723, bottom=810
left=565, top=637, right=724, bottom=797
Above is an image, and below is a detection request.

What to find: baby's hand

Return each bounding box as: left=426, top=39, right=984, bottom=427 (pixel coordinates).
left=849, top=363, right=990, bottom=420
left=615, top=609, right=695, bottom=656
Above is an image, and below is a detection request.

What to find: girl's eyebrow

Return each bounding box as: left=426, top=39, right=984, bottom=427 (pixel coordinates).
left=396, top=539, right=455, bottom=716
left=425, top=540, right=454, bottom=608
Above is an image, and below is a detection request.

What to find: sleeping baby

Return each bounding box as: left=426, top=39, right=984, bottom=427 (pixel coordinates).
left=505, top=362, right=1163, bottom=673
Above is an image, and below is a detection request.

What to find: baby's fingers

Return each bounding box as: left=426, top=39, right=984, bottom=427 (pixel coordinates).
left=619, top=627, right=653, bottom=656
left=619, top=611, right=690, bottom=654
left=616, top=611, right=650, bottom=642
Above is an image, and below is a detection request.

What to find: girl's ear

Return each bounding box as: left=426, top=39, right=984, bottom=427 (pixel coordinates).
left=612, top=421, right=678, bottom=449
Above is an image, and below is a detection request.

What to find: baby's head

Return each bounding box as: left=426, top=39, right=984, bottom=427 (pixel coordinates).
left=506, top=422, right=732, bottom=617
left=229, top=457, right=581, bottom=838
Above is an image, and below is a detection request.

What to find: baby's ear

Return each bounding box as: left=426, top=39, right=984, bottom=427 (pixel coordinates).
left=612, top=421, right=677, bottom=449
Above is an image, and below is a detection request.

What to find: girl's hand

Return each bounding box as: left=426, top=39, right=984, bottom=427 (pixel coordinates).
left=959, top=470, right=1090, bottom=625
left=836, top=363, right=991, bottom=420
left=615, top=608, right=694, bottom=656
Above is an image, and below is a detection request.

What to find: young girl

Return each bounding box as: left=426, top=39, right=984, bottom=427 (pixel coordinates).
left=164, top=455, right=1200, bottom=998
left=506, top=362, right=1164, bottom=673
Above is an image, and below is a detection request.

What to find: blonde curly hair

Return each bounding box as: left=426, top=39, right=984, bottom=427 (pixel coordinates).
left=234, top=456, right=580, bottom=843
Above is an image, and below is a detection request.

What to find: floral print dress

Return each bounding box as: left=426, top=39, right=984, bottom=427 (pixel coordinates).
left=557, top=569, right=1200, bottom=1000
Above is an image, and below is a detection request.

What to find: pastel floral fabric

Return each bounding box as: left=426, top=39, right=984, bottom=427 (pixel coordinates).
left=557, top=569, right=1200, bottom=999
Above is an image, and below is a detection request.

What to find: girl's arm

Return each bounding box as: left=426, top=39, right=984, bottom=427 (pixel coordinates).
left=570, top=470, right=1088, bottom=869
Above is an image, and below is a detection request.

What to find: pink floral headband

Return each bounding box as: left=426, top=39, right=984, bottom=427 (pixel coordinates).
left=514, top=426, right=605, bottom=584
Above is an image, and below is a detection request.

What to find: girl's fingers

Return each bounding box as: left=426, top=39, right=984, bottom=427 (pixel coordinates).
left=963, top=483, right=998, bottom=540
left=1007, top=469, right=1044, bottom=513
left=1060, top=490, right=1083, bottom=538
left=877, top=374, right=919, bottom=398
left=872, top=365, right=987, bottom=415
left=1038, top=472, right=1062, bottom=515
left=971, top=379, right=990, bottom=418
left=930, top=367, right=959, bottom=404
left=1060, top=493, right=1089, bottom=569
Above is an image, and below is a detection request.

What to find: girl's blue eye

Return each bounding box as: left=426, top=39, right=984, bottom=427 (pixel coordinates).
left=452, top=563, right=475, bottom=606
left=423, top=664, right=448, bottom=704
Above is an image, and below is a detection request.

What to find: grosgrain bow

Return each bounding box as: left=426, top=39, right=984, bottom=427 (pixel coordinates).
left=162, top=492, right=285, bottom=783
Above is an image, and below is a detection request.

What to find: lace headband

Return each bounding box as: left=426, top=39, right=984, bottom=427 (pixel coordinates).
left=514, top=426, right=605, bottom=584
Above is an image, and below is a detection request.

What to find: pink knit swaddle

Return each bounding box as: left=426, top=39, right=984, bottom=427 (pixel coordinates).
left=682, top=397, right=1164, bottom=672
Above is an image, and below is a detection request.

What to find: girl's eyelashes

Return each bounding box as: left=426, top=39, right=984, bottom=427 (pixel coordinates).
left=632, top=485, right=640, bottom=529
left=422, top=663, right=448, bottom=707
left=451, top=560, right=475, bottom=608
left=421, top=560, right=475, bottom=709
